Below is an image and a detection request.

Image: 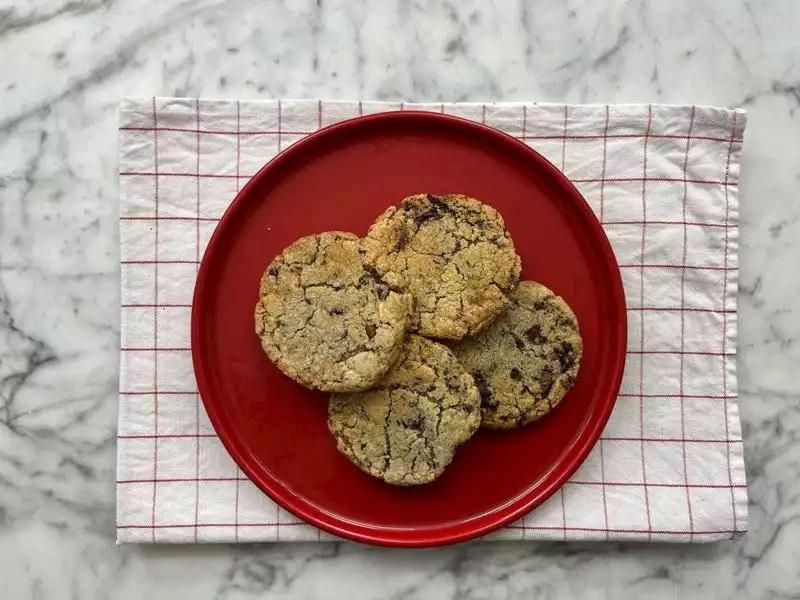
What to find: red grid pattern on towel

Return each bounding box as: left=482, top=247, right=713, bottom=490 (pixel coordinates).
left=117, top=100, right=747, bottom=543
left=118, top=171, right=738, bottom=187
left=150, top=97, right=160, bottom=543
left=639, top=104, right=654, bottom=540
left=118, top=125, right=742, bottom=145
left=722, top=112, right=739, bottom=532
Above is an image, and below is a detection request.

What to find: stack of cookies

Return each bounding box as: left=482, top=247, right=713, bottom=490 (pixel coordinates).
left=255, top=194, right=583, bottom=486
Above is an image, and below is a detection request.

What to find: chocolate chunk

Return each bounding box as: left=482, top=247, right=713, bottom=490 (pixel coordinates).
left=413, top=207, right=442, bottom=226
left=556, top=342, right=576, bottom=370
left=556, top=315, right=574, bottom=329
left=360, top=266, right=390, bottom=300
left=539, top=368, right=555, bottom=397
left=509, top=367, right=522, bottom=380
left=513, top=335, right=526, bottom=351
left=330, top=307, right=344, bottom=315
left=472, top=372, right=497, bottom=409
left=402, top=414, right=425, bottom=431
left=413, top=195, right=452, bottom=226
left=395, top=228, right=408, bottom=250
left=365, top=266, right=385, bottom=281
left=365, top=323, right=377, bottom=339
left=268, top=266, right=278, bottom=276
left=426, top=194, right=450, bottom=213
left=525, top=325, right=544, bottom=344
left=540, top=376, right=554, bottom=398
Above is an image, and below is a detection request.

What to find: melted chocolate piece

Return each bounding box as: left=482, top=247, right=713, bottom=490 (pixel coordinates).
left=472, top=372, right=497, bottom=409
left=330, top=307, right=344, bottom=316
left=413, top=208, right=442, bottom=226
left=359, top=266, right=391, bottom=300
left=413, top=195, right=452, bottom=226
left=366, top=266, right=384, bottom=280
left=395, top=228, right=408, bottom=250
left=556, top=315, right=574, bottom=329
left=539, top=366, right=555, bottom=397
left=426, top=194, right=450, bottom=212
left=525, top=325, right=544, bottom=344
left=540, top=375, right=554, bottom=398
left=510, top=367, right=522, bottom=380
left=402, top=414, right=425, bottom=431
left=365, top=323, right=377, bottom=339
left=556, top=341, right=576, bottom=371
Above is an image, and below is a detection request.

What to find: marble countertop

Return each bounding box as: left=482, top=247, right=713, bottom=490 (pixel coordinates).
left=1, top=0, right=799, bottom=598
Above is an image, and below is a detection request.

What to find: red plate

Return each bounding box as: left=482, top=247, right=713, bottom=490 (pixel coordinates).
left=192, top=111, right=626, bottom=547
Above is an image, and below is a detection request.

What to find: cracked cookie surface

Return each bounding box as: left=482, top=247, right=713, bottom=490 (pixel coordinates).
left=328, top=335, right=481, bottom=485
left=361, top=194, right=521, bottom=339
left=255, top=231, right=412, bottom=392
left=451, top=281, right=582, bottom=429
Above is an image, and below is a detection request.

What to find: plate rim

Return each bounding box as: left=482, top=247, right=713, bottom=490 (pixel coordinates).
left=191, top=110, right=627, bottom=547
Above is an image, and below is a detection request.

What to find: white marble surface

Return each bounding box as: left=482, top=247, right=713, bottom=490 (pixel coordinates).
left=1, top=0, right=798, bottom=597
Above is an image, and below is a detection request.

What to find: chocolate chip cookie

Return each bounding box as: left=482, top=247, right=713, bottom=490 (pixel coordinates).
left=361, top=194, right=521, bottom=340
left=451, top=281, right=582, bottom=429
left=328, top=335, right=481, bottom=485
left=255, top=231, right=413, bottom=392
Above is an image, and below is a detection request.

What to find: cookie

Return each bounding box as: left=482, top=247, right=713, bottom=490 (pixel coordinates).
left=451, top=281, right=582, bottom=429
left=361, top=193, right=521, bottom=340
left=255, top=231, right=412, bottom=392
left=328, top=335, right=481, bottom=485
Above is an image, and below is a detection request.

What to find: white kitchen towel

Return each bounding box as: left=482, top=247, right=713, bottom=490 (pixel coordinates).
left=117, top=98, right=748, bottom=543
